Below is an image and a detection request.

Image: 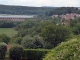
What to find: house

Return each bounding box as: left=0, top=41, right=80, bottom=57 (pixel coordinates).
left=61, top=13, right=80, bottom=20
left=52, top=15, right=58, bottom=18
left=52, top=13, right=80, bottom=25
left=52, top=13, right=80, bottom=20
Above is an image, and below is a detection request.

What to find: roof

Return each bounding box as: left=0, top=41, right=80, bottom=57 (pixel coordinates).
left=0, top=14, right=34, bottom=18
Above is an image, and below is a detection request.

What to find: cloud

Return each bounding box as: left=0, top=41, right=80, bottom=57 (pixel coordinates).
left=0, top=0, right=80, bottom=7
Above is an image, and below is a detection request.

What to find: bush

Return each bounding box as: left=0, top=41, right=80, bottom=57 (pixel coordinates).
left=17, top=29, right=27, bottom=37
left=0, top=42, right=7, bottom=59
left=22, top=49, right=50, bottom=60
left=22, top=36, right=44, bottom=49
left=9, top=45, right=24, bottom=60
left=43, top=39, right=80, bottom=60
left=14, top=37, right=22, bottom=44
left=33, top=37, right=44, bottom=48
left=21, top=36, right=35, bottom=48
left=0, top=34, right=10, bottom=44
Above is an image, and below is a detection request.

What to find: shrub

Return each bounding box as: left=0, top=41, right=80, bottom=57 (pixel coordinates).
left=33, top=37, right=44, bottom=48
left=17, top=29, right=27, bottom=37
left=0, top=42, right=7, bottom=59
left=22, top=49, right=50, bottom=60
left=21, top=36, right=35, bottom=48
left=22, top=36, right=45, bottom=49
left=0, top=34, right=10, bottom=44
left=14, top=37, right=22, bottom=44
left=9, top=45, right=24, bottom=60
left=43, top=39, right=80, bottom=60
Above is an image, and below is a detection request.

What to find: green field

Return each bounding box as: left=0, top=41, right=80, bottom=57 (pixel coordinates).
left=0, top=28, right=18, bottom=37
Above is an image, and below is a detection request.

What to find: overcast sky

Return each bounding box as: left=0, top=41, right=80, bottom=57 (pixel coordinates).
left=0, top=0, right=80, bottom=7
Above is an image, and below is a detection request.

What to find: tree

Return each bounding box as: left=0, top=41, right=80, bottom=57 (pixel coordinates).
left=40, top=24, right=71, bottom=47
left=17, top=29, right=27, bottom=37
left=21, top=36, right=45, bottom=49
left=14, top=37, right=22, bottom=44
left=0, top=34, right=10, bottom=44
left=33, top=36, right=44, bottom=48
left=21, top=36, right=35, bottom=48
left=72, top=23, right=80, bottom=35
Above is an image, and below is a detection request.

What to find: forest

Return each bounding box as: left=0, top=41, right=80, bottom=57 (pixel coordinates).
left=46, top=7, right=80, bottom=16
left=0, top=5, right=55, bottom=15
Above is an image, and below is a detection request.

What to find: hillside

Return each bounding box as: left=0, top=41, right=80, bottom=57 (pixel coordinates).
left=0, top=5, right=55, bottom=15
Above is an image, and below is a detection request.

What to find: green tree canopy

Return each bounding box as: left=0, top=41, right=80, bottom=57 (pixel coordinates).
left=40, top=24, right=71, bottom=47
left=0, top=34, right=10, bottom=44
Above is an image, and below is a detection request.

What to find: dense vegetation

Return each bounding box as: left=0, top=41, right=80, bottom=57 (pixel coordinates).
left=0, top=20, right=22, bottom=28
left=43, top=39, right=80, bottom=60
left=23, top=49, right=50, bottom=60
left=0, top=5, right=55, bottom=15
left=46, top=7, right=80, bottom=16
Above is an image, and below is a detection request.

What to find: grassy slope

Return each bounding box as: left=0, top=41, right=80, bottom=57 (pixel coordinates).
left=0, top=28, right=18, bottom=37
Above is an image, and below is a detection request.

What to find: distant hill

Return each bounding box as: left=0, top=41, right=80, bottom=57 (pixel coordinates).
left=0, top=5, right=55, bottom=15
left=45, top=7, right=80, bottom=16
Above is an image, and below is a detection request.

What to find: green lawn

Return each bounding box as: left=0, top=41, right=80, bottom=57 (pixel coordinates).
left=0, top=28, right=18, bottom=37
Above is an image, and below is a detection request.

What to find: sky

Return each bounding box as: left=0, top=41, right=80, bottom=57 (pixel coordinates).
left=0, top=0, right=80, bottom=7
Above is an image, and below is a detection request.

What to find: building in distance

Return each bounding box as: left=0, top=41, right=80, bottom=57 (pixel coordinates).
left=0, top=14, right=34, bottom=22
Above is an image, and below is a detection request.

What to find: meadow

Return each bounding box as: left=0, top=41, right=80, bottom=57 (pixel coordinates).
left=0, top=28, right=18, bottom=37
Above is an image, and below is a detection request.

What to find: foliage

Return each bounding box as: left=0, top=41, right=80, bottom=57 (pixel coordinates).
left=40, top=24, right=71, bottom=47
left=46, top=7, right=79, bottom=16
left=0, top=5, right=55, bottom=15
left=17, top=29, right=27, bottom=37
left=15, top=20, right=55, bottom=37
left=21, top=36, right=35, bottom=48
left=0, top=42, right=7, bottom=59
left=22, top=49, right=51, bottom=60
left=72, top=23, right=80, bottom=35
left=0, top=21, right=15, bottom=28
left=0, top=34, right=10, bottom=44
left=9, top=45, right=24, bottom=60
left=44, top=42, right=54, bottom=49
left=21, top=36, right=44, bottom=49
left=52, top=17, right=61, bottom=24
left=43, top=39, right=80, bottom=60
left=0, top=21, right=21, bottom=28
left=68, top=18, right=80, bottom=35
left=33, top=36, right=44, bottom=48
left=14, top=37, right=22, bottom=44
left=15, top=20, right=39, bottom=37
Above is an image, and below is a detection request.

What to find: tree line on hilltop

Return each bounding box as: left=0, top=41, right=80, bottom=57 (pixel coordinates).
left=0, top=5, right=55, bottom=15
left=46, top=7, right=80, bottom=16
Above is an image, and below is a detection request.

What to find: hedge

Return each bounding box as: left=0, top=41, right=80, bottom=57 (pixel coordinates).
left=22, top=49, right=51, bottom=60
